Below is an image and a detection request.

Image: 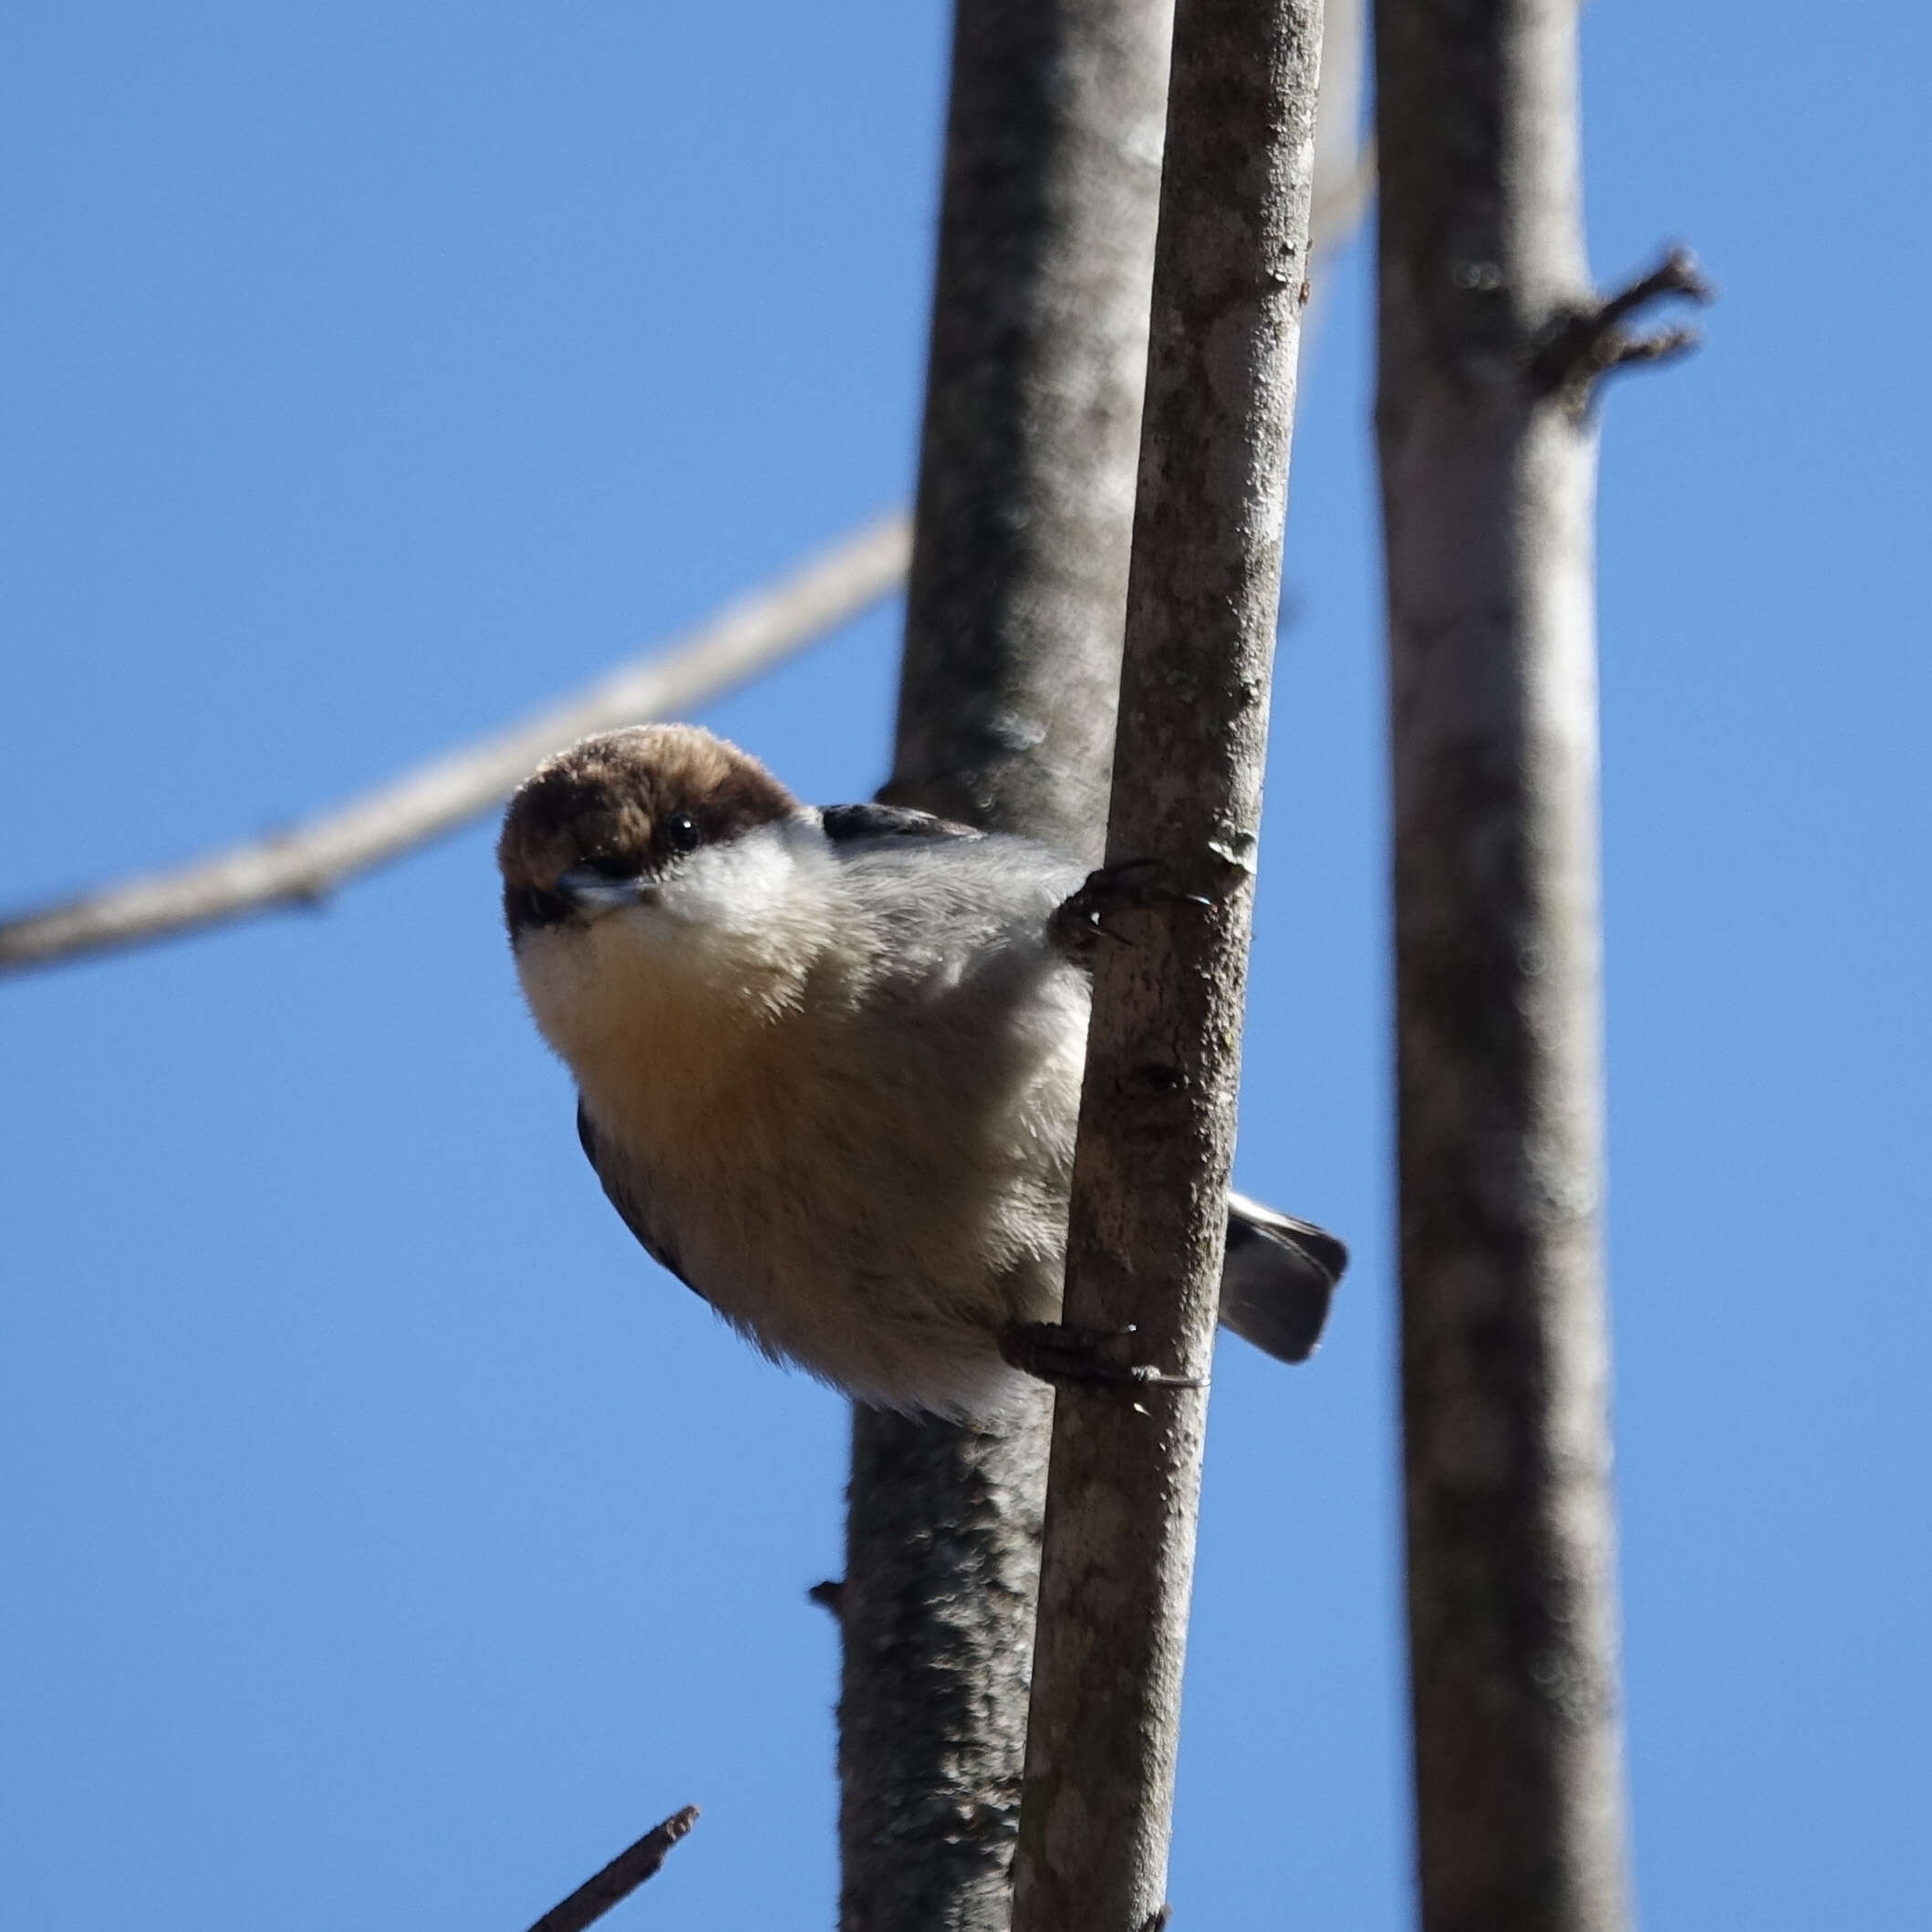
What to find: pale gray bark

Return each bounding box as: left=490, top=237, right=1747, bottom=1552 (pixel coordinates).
left=0, top=515, right=908, bottom=975
left=836, top=5, right=1172, bottom=1928
left=1375, top=0, right=1669, bottom=1925
left=1009, top=1, right=1324, bottom=1927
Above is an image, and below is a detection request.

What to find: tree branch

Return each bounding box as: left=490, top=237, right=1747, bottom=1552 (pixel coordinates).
left=1009, top=0, right=1325, bottom=1925
left=0, top=514, right=909, bottom=975
left=837, top=4, right=1172, bottom=1925
left=521, top=1806, right=699, bottom=1932
left=1376, top=0, right=1641, bottom=1922
left=0, top=2, right=1380, bottom=992
left=1307, top=0, right=1375, bottom=282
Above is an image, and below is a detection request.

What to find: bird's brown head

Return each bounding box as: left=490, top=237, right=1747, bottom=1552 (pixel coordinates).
left=497, top=725, right=798, bottom=941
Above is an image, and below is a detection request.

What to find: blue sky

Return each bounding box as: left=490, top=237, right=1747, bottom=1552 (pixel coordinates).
left=3, top=5, right=1927, bottom=1927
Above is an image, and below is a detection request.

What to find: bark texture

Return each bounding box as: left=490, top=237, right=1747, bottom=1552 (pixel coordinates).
left=837, top=4, right=1172, bottom=1927
left=1009, top=2, right=1324, bottom=1927
left=1376, top=1, right=1634, bottom=1927
left=839, top=1401, right=1053, bottom=1932
left=884, top=0, right=1174, bottom=854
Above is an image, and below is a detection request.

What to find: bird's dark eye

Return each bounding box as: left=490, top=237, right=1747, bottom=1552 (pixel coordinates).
left=664, top=810, right=701, bottom=854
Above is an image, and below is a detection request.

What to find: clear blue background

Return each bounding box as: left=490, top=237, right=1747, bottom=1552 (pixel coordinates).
left=4, top=5, right=1926, bottom=1927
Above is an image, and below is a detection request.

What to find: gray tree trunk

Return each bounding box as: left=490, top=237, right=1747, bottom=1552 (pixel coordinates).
left=836, top=4, right=1171, bottom=1927
left=1009, top=0, right=1325, bottom=1927
left=1376, top=1, right=1636, bottom=1926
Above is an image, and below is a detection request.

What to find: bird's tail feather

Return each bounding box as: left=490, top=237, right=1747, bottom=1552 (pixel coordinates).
left=1217, top=1190, right=1348, bottom=1364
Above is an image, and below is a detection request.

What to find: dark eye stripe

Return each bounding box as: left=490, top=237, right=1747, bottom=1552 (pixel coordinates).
left=504, top=884, right=569, bottom=935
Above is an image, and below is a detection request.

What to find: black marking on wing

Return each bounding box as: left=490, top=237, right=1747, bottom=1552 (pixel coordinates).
left=576, top=1097, right=702, bottom=1300
left=821, top=802, right=983, bottom=845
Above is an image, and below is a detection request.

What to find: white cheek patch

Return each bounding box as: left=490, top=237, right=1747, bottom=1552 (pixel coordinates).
left=520, top=818, right=836, bottom=1059
left=658, top=826, right=798, bottom=938
left=644, top=824, right=838, bottom=1002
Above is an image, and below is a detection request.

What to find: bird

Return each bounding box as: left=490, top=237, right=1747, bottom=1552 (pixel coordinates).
left=497, top=723, right=1345, bottom=1419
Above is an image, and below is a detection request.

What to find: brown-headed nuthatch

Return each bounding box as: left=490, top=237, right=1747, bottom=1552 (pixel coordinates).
left=499, top=724, right=1345, bottom=1418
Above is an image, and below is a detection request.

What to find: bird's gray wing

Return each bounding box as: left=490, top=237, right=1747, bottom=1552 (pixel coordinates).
left=820, top=808, right=1342, bottom=1362
left=576, top=1097, right=702, bottom=1300
left=822, top=809, right=1085, bottom=969
left=1218, top=1190, right=1349, bottom=1364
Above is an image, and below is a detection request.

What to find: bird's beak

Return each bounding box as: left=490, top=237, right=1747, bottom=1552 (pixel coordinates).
left=554, top=868, right=655, bottom=918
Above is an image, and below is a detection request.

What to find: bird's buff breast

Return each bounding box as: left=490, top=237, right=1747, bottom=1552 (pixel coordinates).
left=520, top=923, right=1079, bottom=1412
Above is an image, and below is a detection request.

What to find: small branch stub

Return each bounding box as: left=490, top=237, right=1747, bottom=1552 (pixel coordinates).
left=522, top=1806, right=700, bottom=1932
left=1532, top=244, right=1715, bottom=400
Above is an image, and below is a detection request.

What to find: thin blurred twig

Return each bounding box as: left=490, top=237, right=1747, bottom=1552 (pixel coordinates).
left=522, top=1806, right=700, bottom=1932
left=0, top=514, right=909, bottom=975
left=0, top=9, right=1376, bottom=989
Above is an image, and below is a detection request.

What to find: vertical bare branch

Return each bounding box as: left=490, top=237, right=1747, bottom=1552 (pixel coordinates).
left=836, top=4, right=1171, bottom=1928
left=1010, top=0, right=1325, bottom=1926
left=1376, top=0, right=1651, bottom=1924
left=885, top=1, right=1175, bottom=855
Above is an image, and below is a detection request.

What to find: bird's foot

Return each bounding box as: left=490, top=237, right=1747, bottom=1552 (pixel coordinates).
left=998, top=1320, right=1205, bottom=1395
left=1049, top=859, right=1213, bottom=961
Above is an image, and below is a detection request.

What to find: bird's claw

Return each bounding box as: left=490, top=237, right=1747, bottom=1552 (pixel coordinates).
left=999, top=1320, right=1205, bottom=1395
left=1049, top=859, right=1213, bottom=960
